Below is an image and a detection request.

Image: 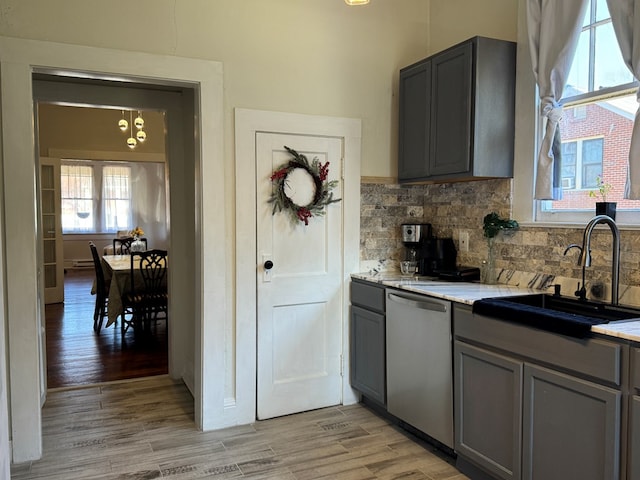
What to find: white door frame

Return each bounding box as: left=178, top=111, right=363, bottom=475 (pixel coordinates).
left=234, top=108, right=361, bottom=424
left=0, top=36, right=226, bottom=462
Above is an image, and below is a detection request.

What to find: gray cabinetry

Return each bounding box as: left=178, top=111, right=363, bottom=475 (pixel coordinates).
left=398, top=60, right=431, bottom=180
left=398, top=36, right=515, bottom=183
left=349, top=280, right=386, bottom=406
left=629, top=348, right=640, bottom=480
left=522, top=364, right=620, bottom=480
left=454, top=304, right=623, bottom=480
left=454, top=341, right=522, bottom=480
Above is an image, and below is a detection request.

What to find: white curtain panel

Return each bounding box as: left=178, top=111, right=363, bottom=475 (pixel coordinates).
left=607, top=0, right=640, bottom=199
left=527, top=0, right=589, bottom=200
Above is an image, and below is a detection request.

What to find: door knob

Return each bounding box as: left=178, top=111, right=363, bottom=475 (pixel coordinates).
left=264, top=260, right=274, bottom=270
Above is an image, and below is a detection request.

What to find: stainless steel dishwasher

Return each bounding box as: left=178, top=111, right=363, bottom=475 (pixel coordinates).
left=386, top=288, right=453, bottom=448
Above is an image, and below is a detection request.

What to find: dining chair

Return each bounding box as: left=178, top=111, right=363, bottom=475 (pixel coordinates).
left=89, top=241, right=109, bottom=333
left=113, top=236, right=148, bottom=254
left=122, top=249, right=168, bottom=335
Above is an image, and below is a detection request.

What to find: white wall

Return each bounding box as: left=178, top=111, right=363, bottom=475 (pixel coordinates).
left=428, top=0, right=517, bottom=55
left=0, top=0, right=429, bottom=179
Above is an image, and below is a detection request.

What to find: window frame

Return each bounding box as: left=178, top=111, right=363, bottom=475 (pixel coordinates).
left=513, top=0, right=640, bottom=228
left=102, top=164, right=133, bottom=232
left=60, top=163, right=95, bottom=233
left=60, top=159, right=134, bottom=234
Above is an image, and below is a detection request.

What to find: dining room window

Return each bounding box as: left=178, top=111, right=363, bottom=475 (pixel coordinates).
left=103, top=165, right=132, bottom=231
left=61, top=164, right=94, bottom=233
left=61, top=160, right=134, bottom=234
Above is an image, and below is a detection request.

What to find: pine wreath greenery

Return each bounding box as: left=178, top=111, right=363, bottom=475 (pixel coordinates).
left=268, top=146, right=341, bottom=225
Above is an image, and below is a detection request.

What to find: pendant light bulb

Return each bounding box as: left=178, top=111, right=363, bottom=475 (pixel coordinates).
left=136, top=129, right=146, bottom=142
left=118, top=110, right=128, bottom=131
left=345, top=0, right=369, bottom=4
left=134, top=111, right=144, bottom=130
left=127, top=112, right=137, bottom=149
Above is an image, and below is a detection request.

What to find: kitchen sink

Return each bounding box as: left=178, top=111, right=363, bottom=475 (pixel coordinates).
left=473, top=293, right=640, bottom=337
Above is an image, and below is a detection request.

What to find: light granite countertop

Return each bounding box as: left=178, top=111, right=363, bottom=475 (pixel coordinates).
left=352, top=273, right=640, bottom=342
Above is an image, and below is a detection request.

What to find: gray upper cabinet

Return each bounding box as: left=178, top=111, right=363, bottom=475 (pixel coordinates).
left=398, top=36, right=516, bottom=183
left=398, top=60, right=431, bottom=180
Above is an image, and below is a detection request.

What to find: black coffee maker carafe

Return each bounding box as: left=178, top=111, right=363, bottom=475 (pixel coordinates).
left=420, top=237, right=457, bottom=276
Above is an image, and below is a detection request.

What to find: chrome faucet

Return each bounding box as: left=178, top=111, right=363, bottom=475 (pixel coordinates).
left=578, top=215, right=620, bottom=305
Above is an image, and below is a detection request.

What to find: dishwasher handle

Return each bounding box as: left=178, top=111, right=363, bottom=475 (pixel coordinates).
left=387, top=292, right=448, bottom=312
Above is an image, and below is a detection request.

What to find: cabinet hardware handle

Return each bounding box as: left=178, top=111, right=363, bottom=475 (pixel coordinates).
left=387, top=292, right=447, bottom=312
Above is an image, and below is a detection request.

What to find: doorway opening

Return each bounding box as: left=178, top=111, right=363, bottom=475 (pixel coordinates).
left=36, top=102, right=171, bottom=388
left=32, top=74, right=194, bottom=393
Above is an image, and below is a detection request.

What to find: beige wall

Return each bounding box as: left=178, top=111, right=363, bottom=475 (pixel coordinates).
left=428, top=0, right=517, bottom=54
left=0, top=0, right=431, bottom=178
left=38, top=104, right=166, bottom=156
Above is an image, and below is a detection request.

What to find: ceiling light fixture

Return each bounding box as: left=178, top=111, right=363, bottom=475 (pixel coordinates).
left=345, top=0, right=369, bottom=5
left=118, top=109, right=149, bottom=149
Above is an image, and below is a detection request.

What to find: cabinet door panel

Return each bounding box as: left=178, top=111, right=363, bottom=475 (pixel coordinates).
left=398, top=60, right=431, bottom=181
left=350, top=305, right=385, bottom=405
left=523, top=364, right=620, bottom=480
left=629, top=396, right=640, bottom=480
left=455, top=341, right=522, bottom=480
left=429, top=42, right=472, bottom=176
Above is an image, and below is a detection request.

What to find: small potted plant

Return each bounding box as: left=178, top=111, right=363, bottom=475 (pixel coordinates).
left=482, top=212, right=519, bottom=284
left=588, top=176, right=615, bottom=220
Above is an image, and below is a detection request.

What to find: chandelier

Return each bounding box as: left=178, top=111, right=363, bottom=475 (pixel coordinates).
left=118, top=110, right=147, bottom=149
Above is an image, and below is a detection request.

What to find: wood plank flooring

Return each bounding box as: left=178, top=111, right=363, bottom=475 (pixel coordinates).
left=11, top=376, right=469, bottom=480
left=46, top=269, right=168, bottom=389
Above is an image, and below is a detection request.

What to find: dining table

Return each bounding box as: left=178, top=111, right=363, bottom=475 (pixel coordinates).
left=101, top=254, right=169, bottom=328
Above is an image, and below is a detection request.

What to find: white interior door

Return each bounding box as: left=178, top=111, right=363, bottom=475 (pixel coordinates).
left=39, top=157, right=64, bottom=304
left=256, top=133, right=343, bottom=420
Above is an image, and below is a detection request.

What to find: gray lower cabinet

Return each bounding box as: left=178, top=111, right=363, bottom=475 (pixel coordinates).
left=629, top=348, right=640, bottom=480
left=349, top=280, right=386, bottom=406
left=522, top=364, right=621, bottom=480
left=454, top=305, right=623, bottom=480
left=454, top=341, right=522, bottom=480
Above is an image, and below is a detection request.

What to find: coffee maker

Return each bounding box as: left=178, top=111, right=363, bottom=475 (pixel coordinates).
left=401, top=223, right=457, bottom=276
left=401, top=223, right=431, bottom=263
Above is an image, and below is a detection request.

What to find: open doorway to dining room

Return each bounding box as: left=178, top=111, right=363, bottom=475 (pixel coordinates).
left=32, top=75, right=190, bottom=389
left=36, top=101, right=171, bottom=388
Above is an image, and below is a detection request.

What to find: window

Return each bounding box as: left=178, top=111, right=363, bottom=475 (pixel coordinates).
left=534, top=0, right=640, bottom=223
left=61, top=164, right=94, bottom=233
left=103, top=165, right=132, bottom=231
left=61, top=161, right=133, bottom=234
left=561, top=138, right=603, bottom=191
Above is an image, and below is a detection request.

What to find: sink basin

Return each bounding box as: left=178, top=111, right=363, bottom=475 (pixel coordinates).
left=502, top=294, right=640, bottom=321
left=473, top=294, right=640, bottom=337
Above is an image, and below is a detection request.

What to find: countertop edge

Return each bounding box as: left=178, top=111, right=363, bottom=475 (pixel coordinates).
left=352, top=273, right=640, bottom=343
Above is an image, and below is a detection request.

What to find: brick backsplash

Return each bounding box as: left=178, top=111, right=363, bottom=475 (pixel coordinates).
left=360, top=179, right=640, bottom=296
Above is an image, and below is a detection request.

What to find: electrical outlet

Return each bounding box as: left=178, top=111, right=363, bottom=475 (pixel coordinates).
left=459, top=231, right=469, bottom=252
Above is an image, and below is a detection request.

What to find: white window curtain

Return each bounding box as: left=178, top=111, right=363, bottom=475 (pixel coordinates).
left=103, top=165, right=132, bottom=231
left=607, top=0, right=640, bottom=199
left=527, top=0, right=589, bottom=200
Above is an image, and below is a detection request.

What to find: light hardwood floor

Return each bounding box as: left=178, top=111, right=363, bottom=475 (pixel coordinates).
left=11, top=376, right=468, bottom=480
